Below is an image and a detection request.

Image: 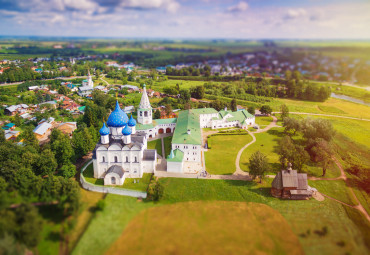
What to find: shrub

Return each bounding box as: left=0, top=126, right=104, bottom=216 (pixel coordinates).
left=96, top=200, right=106, bottom=211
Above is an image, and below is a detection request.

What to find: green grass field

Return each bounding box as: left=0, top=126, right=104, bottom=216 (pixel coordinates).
left=163, top=136, right=172, bottom=157
left=255, top=116, right=273, bottom=127
left=308, top=180, right=358, bottom=206
left=73, top=177, right=370, bottom=255
left=205, top=134, right=253, bottom=175
left=239, top=127, right=340, bottom=178
left=107, top=201, right=304, bottom=255
left=147, top=138, right=162, bottom=156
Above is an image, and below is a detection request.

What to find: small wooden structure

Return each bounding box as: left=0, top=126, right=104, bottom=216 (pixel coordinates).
left=271, top=163, right=312, bottom=200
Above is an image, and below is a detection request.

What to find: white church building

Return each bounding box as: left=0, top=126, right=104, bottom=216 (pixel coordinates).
left=78, top=71, right=94, bottom=97
left=93, top=84, right=255, bottom=185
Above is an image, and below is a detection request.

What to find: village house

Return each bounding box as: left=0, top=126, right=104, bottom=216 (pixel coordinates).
left=56, top=122, right=77, bottom=137
left=1, top=123, right=16, bottom=131
left=4, top=104, right=29, bottom=116
left=33, top=122, right=53, bottom=140
left=271, top=163, right=313, bottom=200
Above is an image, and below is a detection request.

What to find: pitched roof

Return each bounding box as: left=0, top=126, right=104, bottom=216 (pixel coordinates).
left=172, top=110, right=201, bottom=145
left=167, top=149, right=184, bottom=162
left=106, top=165, right=125, bottom=178
left=33, top=122, right=52, bottom=135
left=191, top=108, right=218, bottom=115
left=155, top=118, right=177, bottom=124
left=282, top=169, right=298, bottom=188
left=139, top=86, right=151, bottom=109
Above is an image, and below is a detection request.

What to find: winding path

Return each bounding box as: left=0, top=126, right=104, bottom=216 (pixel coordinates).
left=234, top=115, right=278, bottom=176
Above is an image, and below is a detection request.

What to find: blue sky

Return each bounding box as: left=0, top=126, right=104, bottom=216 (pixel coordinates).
left=0, top=0, right=369, bottom=39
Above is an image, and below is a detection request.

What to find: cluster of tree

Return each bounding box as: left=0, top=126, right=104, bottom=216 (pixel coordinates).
left=0, top=129, right=80, bottom=250
left=279, top=117, right=336, bottom=176
left=165, top=66, right=205, bottom=77
left=0, top=65, right=41, bottom=83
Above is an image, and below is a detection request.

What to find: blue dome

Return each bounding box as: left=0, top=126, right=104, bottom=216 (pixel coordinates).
left=99, top=122, right=110, bottom=136
left=128, top=114, right=137, bottom=127
left=122, top=124, right=132, bottom=136
left=107, top=101, right=128, bottom=127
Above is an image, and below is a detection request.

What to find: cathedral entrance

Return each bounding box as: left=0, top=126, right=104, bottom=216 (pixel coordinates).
left=158, top=128, right=164, bottom=134
left=166, top=128, right=172, bottom=133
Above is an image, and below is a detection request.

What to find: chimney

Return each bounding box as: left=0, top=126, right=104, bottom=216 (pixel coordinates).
left=287, top=162, right=292, bottom=172
left=187, top=129, right=191, bottom=135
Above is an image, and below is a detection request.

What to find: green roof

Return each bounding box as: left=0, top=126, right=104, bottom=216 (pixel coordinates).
left=217, top=109, right=254, bottom=123
left=78, top=106, right=86, bottom=111
left=155, top=118, right=177, bottom=124
left=172, top=110, right=202, bottom=145
left=191, top=108, right=218, bottom=115
left=167, top=149, right=184, bottom=162
left=136, top=122, right=155, bottom=130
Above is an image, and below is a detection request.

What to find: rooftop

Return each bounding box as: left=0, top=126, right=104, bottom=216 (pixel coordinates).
left=167, top=149, right=184, bottom=162
left=172, top=110, right=201, bottom=145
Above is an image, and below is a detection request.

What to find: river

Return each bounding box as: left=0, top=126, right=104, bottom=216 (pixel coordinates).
left=331, top=93, right=370, bottom=107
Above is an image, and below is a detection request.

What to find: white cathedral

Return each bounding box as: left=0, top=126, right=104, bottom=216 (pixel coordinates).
left=93, top=85, right=255, bottom=185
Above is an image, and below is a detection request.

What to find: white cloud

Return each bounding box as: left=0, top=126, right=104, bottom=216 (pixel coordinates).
left=227, top=1, right=248, bottom=12
left=119, top=0, right=180, bottom=13
left=284, top=8, right=307, bottom=20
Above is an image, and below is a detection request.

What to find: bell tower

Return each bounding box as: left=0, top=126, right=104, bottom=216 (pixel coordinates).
left=137, top=84, right=152, bottom=124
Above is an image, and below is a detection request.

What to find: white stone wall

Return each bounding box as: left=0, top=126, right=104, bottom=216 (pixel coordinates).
left=167, top=161, right=183, bottom=173
left=199, top=113, right=219, bottom=128
left=171, top=144, right=201, bottom=162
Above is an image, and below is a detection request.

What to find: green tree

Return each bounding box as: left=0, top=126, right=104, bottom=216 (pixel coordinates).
left=260, top=105, right=272, bottom=115
left=248, top=151, right=269, bottom=182
left=14, top=204, right=43, bottom=247
left=247, top=106, right=255, bottom=115
left=154, top=109, right=161, bottom=119
left=280, top=104, right=289, bottom=120
left=230, top=99, right=237, bottom=111
left=59, top=162, right=76, bottom=179
left=50, top=129, right=74, bottom=166
left=58, top=86, right=68, bottom=95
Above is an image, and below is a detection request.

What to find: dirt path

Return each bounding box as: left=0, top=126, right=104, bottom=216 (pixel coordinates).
left=234, top=116, right=277, bottom=176
left=308, top=156, right=347, bottom=181
left=99, top=74, right=110, bottom=86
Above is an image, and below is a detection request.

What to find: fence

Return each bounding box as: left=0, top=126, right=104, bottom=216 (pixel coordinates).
left=80, top=160, right=147, bottom=199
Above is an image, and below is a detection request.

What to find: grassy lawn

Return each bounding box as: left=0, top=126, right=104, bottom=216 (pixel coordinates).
left=121, top=173, right=152, bottom=192
left=72, top=195, right=156, bottom=255
left=152, top=79, right=208, bottom=92
left=255, top=116, right=273, bottom=127
left=82, top=164, right=104, bottom=185
left=205, top=134, right=253, bottom=175
left=311, top=116, right=370, bottom=150
left=37, top=205, right=64, bottom=255
left=308, top=180, right=358, bottom=206
left=107, top=201, right=304, bottom=255
left=73, top=177, right=370, bottom=255
left=239, top=127, right=340, bottom=178
left=158, top=178, right=370, bottom=255
left=269, top=98, right=370, bottom=119
left=147, top=138, right=162, bottom=156
left=82, top=164, right=152, bottom=192
left=163, top=136, right=172, bottom=157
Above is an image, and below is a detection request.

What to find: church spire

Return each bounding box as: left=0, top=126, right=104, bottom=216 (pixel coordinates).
left=139, top=84, right=151, bottom=109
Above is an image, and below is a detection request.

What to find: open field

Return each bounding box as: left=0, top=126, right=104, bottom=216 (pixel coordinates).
left=255, top=116, right=273, bottom=127
left=72, top=195, right=155, bottom=255
left=107, top=201, right=304, bottom=255
left=205, top=134, right=252, bottom=175
left=239, top=127, right=340, bottom=178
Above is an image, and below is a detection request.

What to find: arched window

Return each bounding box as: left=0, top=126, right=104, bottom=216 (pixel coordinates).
left=102, top=156, right=105, bottom=162
left=140, top=111, right=142, bottom=116
left=126, top=156, right=129, bottom=162
left=134, top=156, right=137, bottom=162
left=111, top=177, right=116, bottom=184
left=144, top=111, right=148, bottom=117
left=114, top=156, right=118, bottom=163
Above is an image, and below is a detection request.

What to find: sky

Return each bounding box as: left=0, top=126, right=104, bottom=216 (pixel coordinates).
left=0, top=0, right=369, bottom=39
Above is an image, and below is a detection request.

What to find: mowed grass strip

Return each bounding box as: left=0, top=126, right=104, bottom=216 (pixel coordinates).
left=106, top=201, right=304, bottom=255
left=205, top=134, right=252, bottom=175
left=147, top=138, right=162, bottom=156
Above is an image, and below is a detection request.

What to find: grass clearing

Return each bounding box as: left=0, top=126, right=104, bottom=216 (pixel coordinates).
left=318, top=105, right=346, bottom=114
left=308, top=180, right=358, bottom=206
left=239, top=127, right=340, bottom=178
left=205, top=134, right=252, bottom=175
left=255, top=116, right=273, bottom=126
left=107, top=201, right=304, bottom=255
left=147, top=138, right=162, bottom=156
left=72, top=195, right=155, bottom=255
left=163, top=136, right=172, bottom=157
left=121, top=173, right=152, bottom=192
